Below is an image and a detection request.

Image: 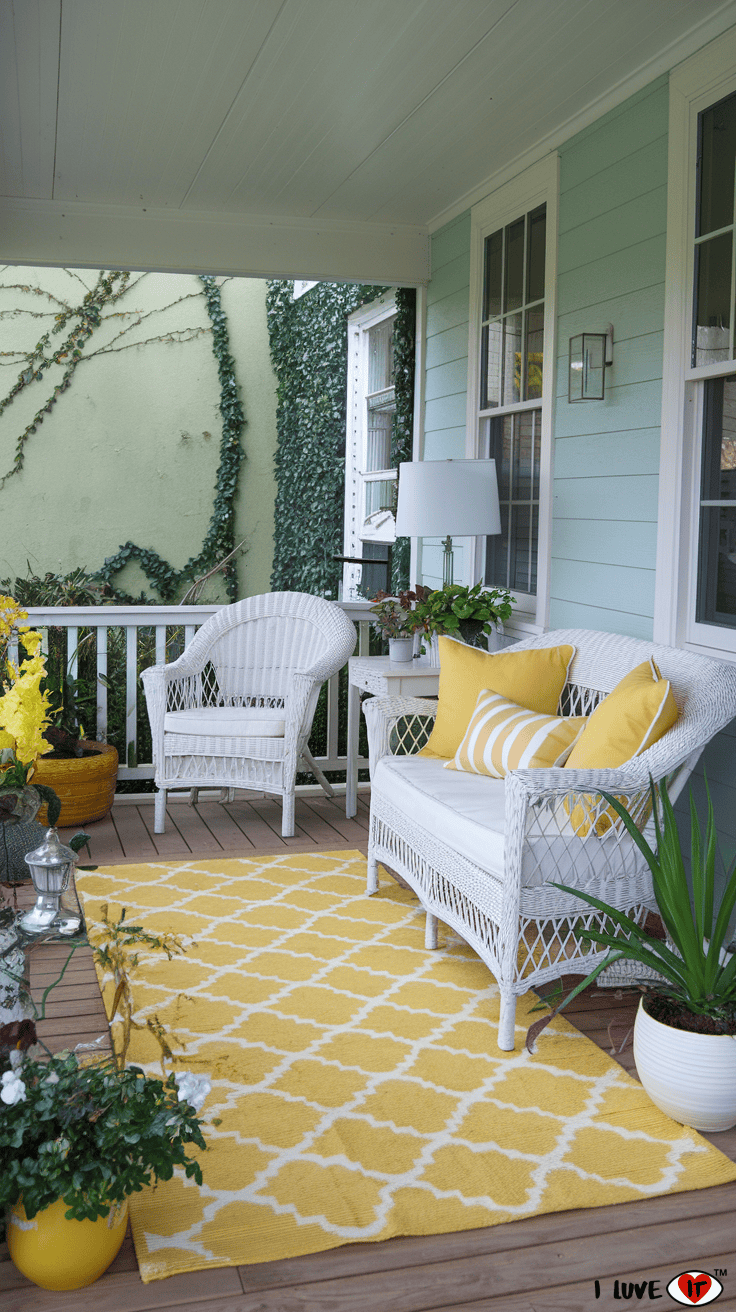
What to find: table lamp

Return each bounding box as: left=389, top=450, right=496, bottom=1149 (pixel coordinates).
left=394, top=459, right=502, bottom=586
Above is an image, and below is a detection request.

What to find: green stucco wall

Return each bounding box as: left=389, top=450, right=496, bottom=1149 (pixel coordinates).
left=0, top=269, right=276, bottom=600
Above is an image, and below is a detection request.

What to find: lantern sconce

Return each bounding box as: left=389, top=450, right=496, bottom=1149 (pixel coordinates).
left=568, top=325, right=614, bottom=401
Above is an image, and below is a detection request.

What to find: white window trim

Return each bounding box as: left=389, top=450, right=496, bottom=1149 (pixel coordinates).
left=466, top=153, right=559, bottom=635
left=654, top=26, right=736, bottom=660
left=342, top=292, right=397, bottom=601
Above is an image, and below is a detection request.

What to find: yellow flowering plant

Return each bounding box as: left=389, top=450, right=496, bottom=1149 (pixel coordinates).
left=0, top=595, right=60, bottom=826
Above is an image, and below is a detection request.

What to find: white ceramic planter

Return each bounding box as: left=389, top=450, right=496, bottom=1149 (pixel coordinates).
left=633, top=997, right=736, bottom=1131
left=388, top=637, right=413, bottom=663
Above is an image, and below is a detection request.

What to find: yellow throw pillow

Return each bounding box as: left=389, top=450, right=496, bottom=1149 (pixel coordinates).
left=445, top=689, right=587, bottom=779
left=419, top=636, right=576, bottom=760
left=564, top=658, right=679, bottom=836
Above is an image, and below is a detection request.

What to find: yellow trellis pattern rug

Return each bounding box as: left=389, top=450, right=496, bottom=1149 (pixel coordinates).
left=76, top=852, right=736, bottom=1284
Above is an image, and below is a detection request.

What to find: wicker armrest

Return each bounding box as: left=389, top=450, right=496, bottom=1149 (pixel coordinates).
left=362, top=695, right=438, bottom=776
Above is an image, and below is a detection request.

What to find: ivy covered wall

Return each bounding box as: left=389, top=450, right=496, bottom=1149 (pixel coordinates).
left=266, top=281, right=416, bottom=600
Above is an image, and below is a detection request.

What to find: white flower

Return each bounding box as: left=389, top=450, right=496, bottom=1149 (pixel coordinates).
left=45, top=1072, right=60, bottom=1085
left=174, top=1071, right=211, bottom=1112
left=1, top=1070, right=27, bottom=1105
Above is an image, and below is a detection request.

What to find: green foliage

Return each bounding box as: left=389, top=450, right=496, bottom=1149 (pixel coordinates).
left=97, top=275, right=246, bottom=602
left=527, top=777, right=736, bottom=1050
left=369, top=588, right=424, bottom=639
left=0, top=1052, right=207, bottom=1222
left=391, top=288, right=416, bottom=593
left=266, top=280, right=389, bottom=598
left=411, top=582, right=516, bottom=648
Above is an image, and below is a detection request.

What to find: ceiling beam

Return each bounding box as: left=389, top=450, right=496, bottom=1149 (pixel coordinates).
left=0, top=198, right=430, bottom=286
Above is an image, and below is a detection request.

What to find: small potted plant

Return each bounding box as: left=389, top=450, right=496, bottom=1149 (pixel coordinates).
left=527, top=777, right=736, bottom=1132
left=0, top=1041, right=210, bottom=1290
left=369, top=589, right=422, bottom=662
left=410, top=581, right=516, bottom=662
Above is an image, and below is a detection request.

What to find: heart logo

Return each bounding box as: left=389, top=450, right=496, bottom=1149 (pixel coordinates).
left=678, top=1274, right=712, bottom=1302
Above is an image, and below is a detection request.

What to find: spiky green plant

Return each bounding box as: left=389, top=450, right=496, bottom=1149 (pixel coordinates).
left=527, top=777, right=736, bottom=1050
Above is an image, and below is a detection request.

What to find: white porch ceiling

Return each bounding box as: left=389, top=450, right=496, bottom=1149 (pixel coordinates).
left=2, top=0, right=736, bottom=282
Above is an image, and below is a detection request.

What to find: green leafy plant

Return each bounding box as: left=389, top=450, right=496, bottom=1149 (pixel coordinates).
left=411, top=581, right=516, bottom=649
left=0, top=1051, right=208, bottom=1222
left=527, top=777, right=736, bottom=1050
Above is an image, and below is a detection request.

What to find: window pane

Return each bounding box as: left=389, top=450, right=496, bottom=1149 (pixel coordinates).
left=502, top=313, right=522, bottom=405
left=693, top=233, right=732, bottom=366
left=483, top=410, right=540, bottom=595
left=368, top=316, right=396, bottom=392
left=698, top=93, right=736, bottom=238
left=483, top=229, right=503, bottom=318
left=525, top=305, right=544, bottom=400
left=697, top=376, right=736, bottom=627
left=481, top=321, right=502, bottom=408
left=366, top=413, right=392, bottom=471
left=504, top=218, right=525, bottom=312
left=526, top=205, right=546, bottom=301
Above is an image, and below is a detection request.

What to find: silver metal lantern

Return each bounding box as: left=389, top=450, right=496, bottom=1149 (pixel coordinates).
left=20, top=828, right=82, bottom=936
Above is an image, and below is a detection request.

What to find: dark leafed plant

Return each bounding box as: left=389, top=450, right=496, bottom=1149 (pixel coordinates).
left=527, top=777, right=736, bottom=1050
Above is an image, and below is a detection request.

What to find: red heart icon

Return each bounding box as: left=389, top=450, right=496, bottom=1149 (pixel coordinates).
left=678, top=1273, right=713, bottom=1303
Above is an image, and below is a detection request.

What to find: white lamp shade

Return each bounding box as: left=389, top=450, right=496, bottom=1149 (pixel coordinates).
left=394, top=459, right=501, bottom=538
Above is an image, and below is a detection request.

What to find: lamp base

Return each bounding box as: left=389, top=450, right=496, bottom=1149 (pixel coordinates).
left=442, top=536, right=455, bottom=587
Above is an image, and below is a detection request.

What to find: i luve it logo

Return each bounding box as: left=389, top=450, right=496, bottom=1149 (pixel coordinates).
left=667, top=1272, right=724, bottom=1305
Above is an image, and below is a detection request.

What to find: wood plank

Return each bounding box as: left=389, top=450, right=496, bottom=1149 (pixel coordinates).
left=111, top=805, right=161, bottom=861
left=165, top=802, right=226, bottom=855
left=193, top=801, right=257, bottom=852
left=60, top=812, right=124, bottom=864
left=1, top=1264, right=244, bottom=1311
left=243, top=798, right=314, bottom=848
left=300, top=795, right=372, bottom=844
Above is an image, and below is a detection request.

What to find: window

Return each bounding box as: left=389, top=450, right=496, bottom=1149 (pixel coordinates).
left=467, top=158, right=558, bottom=629
left=342, top=294, right=397, bottom=601
left=656, top=30, right=736, bottom=658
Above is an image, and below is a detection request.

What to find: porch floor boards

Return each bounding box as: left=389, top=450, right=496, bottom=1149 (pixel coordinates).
left=3, top=791, right=735, bottom=1311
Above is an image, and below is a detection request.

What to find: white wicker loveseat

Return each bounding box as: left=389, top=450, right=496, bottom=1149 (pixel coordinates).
left=363, top=628, right=736, bottom=1050
left=141, top=592, right=356, bottom=837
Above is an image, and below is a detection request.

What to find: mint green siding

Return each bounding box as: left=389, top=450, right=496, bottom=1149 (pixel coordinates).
left=423, top=212, right=471, bottom=583
left=550, top=76, right=668, bottom=637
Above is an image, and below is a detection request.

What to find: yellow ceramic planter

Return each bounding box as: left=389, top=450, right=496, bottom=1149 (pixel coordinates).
left=33, top=741, right=118, bottom=826
left=7, top=1195, right=128, bottom=1290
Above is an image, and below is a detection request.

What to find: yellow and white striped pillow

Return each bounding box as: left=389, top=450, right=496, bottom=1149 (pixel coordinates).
left=445, top=689, right=587, bottom=779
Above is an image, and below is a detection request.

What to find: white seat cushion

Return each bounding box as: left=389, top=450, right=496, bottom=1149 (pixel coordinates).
left=163, top=708, right=286, bottom=738
left=372, top=755, right=622, bottom=891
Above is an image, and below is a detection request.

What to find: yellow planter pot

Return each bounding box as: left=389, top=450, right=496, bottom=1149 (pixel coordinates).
left=33, top=741, right=118, bottom=826
left=7, top=1195, right=128, bottom=1290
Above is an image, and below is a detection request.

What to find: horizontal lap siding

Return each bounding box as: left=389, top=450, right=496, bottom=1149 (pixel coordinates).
left=550, top=76, right=668, bottom=640
left=422, top=212, right=471, bottom=584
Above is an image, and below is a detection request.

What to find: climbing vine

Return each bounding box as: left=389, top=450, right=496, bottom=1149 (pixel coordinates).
left=266, top=279, right=416, bottom=599
left=0, top=270, right=246, bottom=603
left=390, top=287, right=416, bottom=593
left=97, top=276, right=246, bottom=602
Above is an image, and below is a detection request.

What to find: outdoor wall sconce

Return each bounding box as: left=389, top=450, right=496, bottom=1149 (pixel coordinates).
left=568, top=325, right=613, bottom=401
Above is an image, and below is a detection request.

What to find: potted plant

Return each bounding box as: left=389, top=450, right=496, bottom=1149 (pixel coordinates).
left=0, top=1041, right=210, bottom=1290
left=0, top=594, right=60, bottom=828
left=410, top=581, right=516, bottom=662
left=370, top=589, right=422, bottom=662
left=527, top=777, right=736, bottom=1132
left=32, top=633, right=118, bottom=827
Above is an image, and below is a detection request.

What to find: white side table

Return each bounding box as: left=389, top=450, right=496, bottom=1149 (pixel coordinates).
left=346, top=655, right=440, bottom=817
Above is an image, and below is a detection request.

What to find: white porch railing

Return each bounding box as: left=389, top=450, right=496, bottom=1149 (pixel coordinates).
left=23, top=601, right=374, bottom=785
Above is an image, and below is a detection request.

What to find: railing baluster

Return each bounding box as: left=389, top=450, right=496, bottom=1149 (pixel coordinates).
left=66, top=626, right=79, bottom=681
left=96, top=626, right=108, bottom=742
left=359, top=620, right=370, bottom=656
left=155, top=625, right=167, bottom=666
left=184, top=625, right=196, bottom=648
left=126, top=626, right=137, bottom=769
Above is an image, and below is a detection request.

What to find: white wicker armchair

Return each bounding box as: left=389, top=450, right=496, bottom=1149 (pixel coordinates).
left=363, top=629, right=736, bottom=1050
left=141, top=592, right=356, bottom=837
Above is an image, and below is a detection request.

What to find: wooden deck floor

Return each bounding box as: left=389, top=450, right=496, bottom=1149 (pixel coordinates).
left=2, top=788, right=736, bottom=1311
